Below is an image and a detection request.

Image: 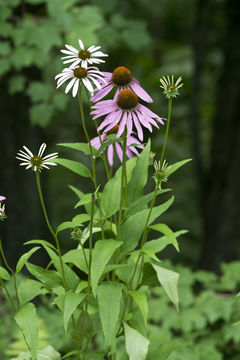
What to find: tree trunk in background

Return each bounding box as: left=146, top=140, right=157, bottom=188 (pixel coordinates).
left=200, top=0, right=240, bottom=271
left=0, top=81, right=48, bottom=268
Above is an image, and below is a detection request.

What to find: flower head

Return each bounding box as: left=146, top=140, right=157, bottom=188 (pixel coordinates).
left=91, top=89, right=164, bottom=141
left=60, top=39, right=108, bottom=68
left=91, top=66, right=153, bottom=103
left=159, top=75, right=183, bottom=99
left=16, top=143, right=58, bottom=172
left=91, top=125, right=144, bottom=166
left=0, top=196, right=6, bottom=221
left=153, top=159, right=169, bottom=186
left=55, top=66, right=105, bottom=97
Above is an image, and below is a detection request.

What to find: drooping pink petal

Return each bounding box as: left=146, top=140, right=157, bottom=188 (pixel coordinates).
left=91, top=84, right=115, bottom=102
left=130, top=81, right=153, bottom=103
left=116, top=111, right=127, bottom=138
left=126, top=112, right=133, bottom=135
left=107, top=144, right=114, bottom=166
left=137, top=110, right=152, bottom=132
left=97, top=110, right=122, bottom=131
left=115, top=142, right=123, bottom=162
left=132, top=112, right=143, bottom=141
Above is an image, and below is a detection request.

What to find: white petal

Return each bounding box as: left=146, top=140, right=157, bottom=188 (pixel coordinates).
left=38, top=143, right=46, bottom=157
left=82, top=78, right=94, bottom=93
left=65, top=44, right=78, bottom=54
left=78, top=39, right=84, bottom=50
left=65, top=78, right=77, bottom=94
left=88, top=76, right=102, bottom=90
left=23, top=146, right=33, bottom=157
left=72, top=78, right=80, bottom=97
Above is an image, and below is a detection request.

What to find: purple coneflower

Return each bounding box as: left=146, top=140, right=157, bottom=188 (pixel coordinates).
left=55, top=66, right=105, bottom=97
left=16, top=143, right=58, bottom=172
left=60, top=40, right=108, bottom=68
left=91, top=89, right=164, bottom=141
left=91, top=125, right=144, bottom=166
left=91, top=66, right=153, bottom=103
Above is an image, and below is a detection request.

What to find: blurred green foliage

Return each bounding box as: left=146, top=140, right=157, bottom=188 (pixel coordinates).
left=1, top=261, right=240, bottom=359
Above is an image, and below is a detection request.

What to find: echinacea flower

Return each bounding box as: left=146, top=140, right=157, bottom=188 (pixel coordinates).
left=0, top=196, right=6, bottom=221
left=60, top=40, right=108, bottom=68
left=160, top=75, right=183, bottom=99
left=91, top=66, right=153, bottom=103
left=91, top=89, right=164, bottom=141
left=90, top=125, right=144, bottom=166
left=55, top=66, right=105, bottom=97
left=16, top=143, right=58, bottom=172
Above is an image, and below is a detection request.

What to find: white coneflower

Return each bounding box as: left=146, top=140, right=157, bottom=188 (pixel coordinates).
left=159, top=75, right=183, bottom=99
left=16, top=143, right=58, bottom=172
left=60, top=39, right=108, bottom=68
left=55, top=66, right=105, bottom=97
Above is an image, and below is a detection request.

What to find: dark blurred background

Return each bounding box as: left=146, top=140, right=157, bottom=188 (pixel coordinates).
left=0, top=0, right=239, bottom=273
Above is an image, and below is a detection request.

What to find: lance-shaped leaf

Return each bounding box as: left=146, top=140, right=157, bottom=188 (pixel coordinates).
left=97, top=283, right=123, bottom=348
left=148, top=223, right=180, bottom=252
left=58, top=142, right=98, bottom=156
left=26, top=262, right=62, bottom=289
left=120, top=196, right=174, bottom=254
left=18, top=279, right=45, bottom=305
left=91, top=240, right=122, bottom=296
left=141, top=230, right=187, bottom=261
left=0, top=266, right=11, bottom=280
left=24, top=239, right=56, bottom=250
left=56, top=213, right=90, bottom=233
left=127, top=139, right=150, bottom=204
left=14, top=303, right=38, bottom=360
left=152, top=263, right=179, bottom=311
left=63, top=291, right=86, bottom=332
left=124, top=322, right=150, bottom=360
left=43, top=246, right=79, bottom=290
left=129, top=290, right=149, bottom=326
left=11, top=345, right=61, bottom=360
left=63, top=249, right=89, bottom=274
left=101, top=158, right=137, bottom=218
left=53, top=158, right=91, bottom=178
left=16, top=247, right=41, bottom=273
left=165, top=158, right=192, bottom=178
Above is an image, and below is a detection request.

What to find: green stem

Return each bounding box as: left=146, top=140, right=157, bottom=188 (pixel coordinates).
left=93, top=119, right=111, bottom=180
left=117, top=129, right=127, bottom=239
left=160, top=97, right=172, bottom=166
left=78, top=87, right=104, bottom=239
left=0, top=239, right=20, bottom=308
left=0, top=278, right=16, bottom=312
left=35, top=171, right=67, bottom=289
left=85, top=194, right=95, bottom=311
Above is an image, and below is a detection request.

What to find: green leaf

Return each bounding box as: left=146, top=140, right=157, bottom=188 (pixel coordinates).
left=43, top=246, right=79, bottom=290
left=63, top=291, right=86, bottom=332
left=124, top=322, right=150, bottom=360
left=148, top=224, right=180, bottom=252
left=56, top=214, right=90, bottom=233
left=16, top=247, right=41, bottom=273
left=91, top=240, right=123, bottom=296
left=122, top=20, right=151, bottom=51
left=53, top=158, right=92, bottom=178
left=11, top=345, right=61, bottom=360
left=127, top=139, right=150, bottom=204
left=24, top=239, right=56, bottom=250
left=152, top=264, right=179, bottom=311
left=124, top=189, right=170, bottom=219
left=141, top=230, right=187, bottom=261
left=29, top=103, right=53, bottom=127
left=26, top=262, right=62, bottom=289
left=63, top=249, right=89, bottom=274
left=165, top=159, right=192, bottom=178
left=129, top=290, right=148, bottom=326
left=74, top=193, right=92, bottom=208
left=58, top=142, right=98, bottom=157
left=97, top=283, right=123, bottom=347
left=120, top=196, right=174, bottom=254
left=14, top=303, right=38, bottom=360
left=26, top=82, right=52, bottom=103
left=101, top=158, right=137, bottom=217
left=71, top=310, right=93, bottom=344
left=18, top=279, right=44, bottom=306
left=0, top=266, right=11, bottom=280
left=9, top=75, right=26, bottom=95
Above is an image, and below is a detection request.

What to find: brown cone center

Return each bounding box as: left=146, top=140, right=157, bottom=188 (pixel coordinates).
left=117, top=89, right=138, bottom=110
left=107, top=124, right=119, bottom=135
left=112, top=66, right=132, bottom=86
left=74, top=67, right=88, bottom=79
left=78, top=49, right=90, bottom=60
